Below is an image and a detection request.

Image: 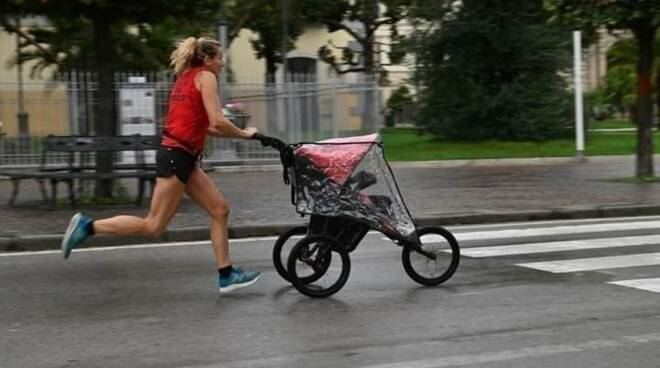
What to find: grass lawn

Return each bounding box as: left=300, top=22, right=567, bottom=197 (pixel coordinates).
left=380, top=127, right=658, bottom=161
left=589, top=118, right=634, bottom=129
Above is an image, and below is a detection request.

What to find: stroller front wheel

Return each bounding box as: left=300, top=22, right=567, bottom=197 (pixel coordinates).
left=402, top=226, right=460, bottom=286
left=287, top=235, right=351, bottom=298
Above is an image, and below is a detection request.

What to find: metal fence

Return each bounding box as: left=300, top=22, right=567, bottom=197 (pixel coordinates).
left=0, top=70, right=382, bottom=167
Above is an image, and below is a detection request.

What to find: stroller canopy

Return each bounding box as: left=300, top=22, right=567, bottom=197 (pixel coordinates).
left=293, top=134, right=417, bottom=243
left=295, top=133, right=379, bottom=186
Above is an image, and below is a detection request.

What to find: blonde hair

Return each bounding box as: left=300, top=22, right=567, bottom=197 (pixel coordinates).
left=170, top=36, right=222, bottom=75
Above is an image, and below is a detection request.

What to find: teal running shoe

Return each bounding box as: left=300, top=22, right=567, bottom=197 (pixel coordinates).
left=218, top=267, right=260, bottom=293
left=61, top=213, right=93, bottom=259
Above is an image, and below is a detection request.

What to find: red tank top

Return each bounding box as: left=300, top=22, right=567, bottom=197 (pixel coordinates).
left=162, top=67, right=210, bottom=155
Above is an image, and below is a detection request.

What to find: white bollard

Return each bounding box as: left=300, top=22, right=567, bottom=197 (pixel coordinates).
left=574, top=30, right=586, bottom=161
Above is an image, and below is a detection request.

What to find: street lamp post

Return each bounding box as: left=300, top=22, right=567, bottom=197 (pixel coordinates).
left=215, top=5, right=237, bottom=159
left=16, top=18, right=30, bottom=154
left=281, top=0, right=289, bottom=81
left=281, top=0, right=293, bottom=142
left=217, top=18, right=229, bottom=104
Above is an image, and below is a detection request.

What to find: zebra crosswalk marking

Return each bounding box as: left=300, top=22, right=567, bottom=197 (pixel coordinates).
left=388, top=220, right=660, bottom=245
left=451, top=220, right=660, bottom=242
left=460, top=235, right=660, bottom=258
left=381, top=217, right=660, bottom=293
left=608, top=278, right=660, bottom=293
left=517, top=252, right=660, bottom=273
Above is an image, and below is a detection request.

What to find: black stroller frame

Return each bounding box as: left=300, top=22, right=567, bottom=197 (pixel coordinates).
left=253, top=133, right=460, bottom=298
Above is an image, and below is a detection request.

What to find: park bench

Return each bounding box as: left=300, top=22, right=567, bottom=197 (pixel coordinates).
left=0, top=135, right=160, bottom=208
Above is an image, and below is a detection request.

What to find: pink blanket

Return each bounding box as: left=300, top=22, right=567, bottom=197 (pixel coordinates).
left=296, top=133, right=379, bottom=185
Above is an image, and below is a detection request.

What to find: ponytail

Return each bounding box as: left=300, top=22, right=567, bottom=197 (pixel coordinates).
left=170, top=36, right=222, bottom=75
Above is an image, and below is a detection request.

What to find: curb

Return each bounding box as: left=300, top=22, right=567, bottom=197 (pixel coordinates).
left=4, top=204, right=660, bottom=252
left=1, top=154, right=647, bottom=180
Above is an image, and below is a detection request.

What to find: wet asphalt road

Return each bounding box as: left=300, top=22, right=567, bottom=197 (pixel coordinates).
left=3, top=217, right=660, bottom=368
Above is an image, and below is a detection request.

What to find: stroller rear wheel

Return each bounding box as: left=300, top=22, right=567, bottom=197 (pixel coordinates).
left=402, top=226, right=460, bottom=286
left=287, top=235, right=351, bottom=298
left=273, top=226, right=308, bottom=282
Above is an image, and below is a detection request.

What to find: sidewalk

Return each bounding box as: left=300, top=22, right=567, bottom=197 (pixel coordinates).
left=3, top=155, right=660, bottom=251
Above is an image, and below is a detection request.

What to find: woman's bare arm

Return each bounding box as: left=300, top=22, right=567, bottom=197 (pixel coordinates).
left=198, top=71, right=256, bottom=139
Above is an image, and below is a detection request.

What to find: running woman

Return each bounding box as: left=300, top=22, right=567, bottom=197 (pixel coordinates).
left=61, top=36, right=260, bottom=293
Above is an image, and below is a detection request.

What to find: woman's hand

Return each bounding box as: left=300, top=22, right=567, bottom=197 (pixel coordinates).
left=243, top=127, right=258, bottom=139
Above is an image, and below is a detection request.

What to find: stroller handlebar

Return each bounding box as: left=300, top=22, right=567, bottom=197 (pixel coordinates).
left=251, top=133, right=294, bottom=189
left=251, top=133, right=287, bottom=151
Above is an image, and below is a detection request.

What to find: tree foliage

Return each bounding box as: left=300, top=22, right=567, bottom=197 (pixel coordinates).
left=415, top=0, right=572, bottom=141
left=384, top=85, right=413, bottom=126
left=229, top=0, right=318, bottom=82
left=311, top=0, right=411, bottom=79
left=587, top=34, right=660, bottom=120
left=1, top=0, right=222, bottom=196
left=549, top=0, right=660, bottom=177
left=605, top=32, right=660, bottom=122
left=1, top=0, right=221, bottom=74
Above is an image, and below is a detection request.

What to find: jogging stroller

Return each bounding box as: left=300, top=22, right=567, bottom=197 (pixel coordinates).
left=253, top=133, right=460, bottom=298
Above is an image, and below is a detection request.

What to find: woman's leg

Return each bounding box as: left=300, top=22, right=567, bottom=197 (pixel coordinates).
left=61, top=175, right=186, bottom=259
left=185, top=167, right=259, bottom=293
left=184, top=168, right=231, bottom=268
left=93, top=175, right=186, bottom=238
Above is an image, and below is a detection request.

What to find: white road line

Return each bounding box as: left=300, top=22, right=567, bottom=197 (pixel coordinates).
left=452, top=220, right=660, bottom=241
left=446, top=215, right=660, bottom=232
left=0, top=231, right=389, bottom=258
left=0, top=240, right=213, bottom=257
left=0, top=236, right=285, bottom=258
left=460, top=234, right=660, bottom=258
left=517, top=252, right=660, bottom=273
left=608, top=278, right=660, bottom=293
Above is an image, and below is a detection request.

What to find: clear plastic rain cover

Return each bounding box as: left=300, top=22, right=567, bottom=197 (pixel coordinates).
left=293, top=134, right=418, bottom=243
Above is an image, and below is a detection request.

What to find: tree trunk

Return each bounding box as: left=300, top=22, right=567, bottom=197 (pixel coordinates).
left=266, top=53, right=278, bottom=83
left=91, top=12, right=117, bottom=197
left=633, top=25, right=656, bottom=178
left=656, top=64, right=660, bottom=129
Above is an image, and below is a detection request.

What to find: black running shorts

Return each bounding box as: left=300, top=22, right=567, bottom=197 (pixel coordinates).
left=156, top=146, right=199, bottom=184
